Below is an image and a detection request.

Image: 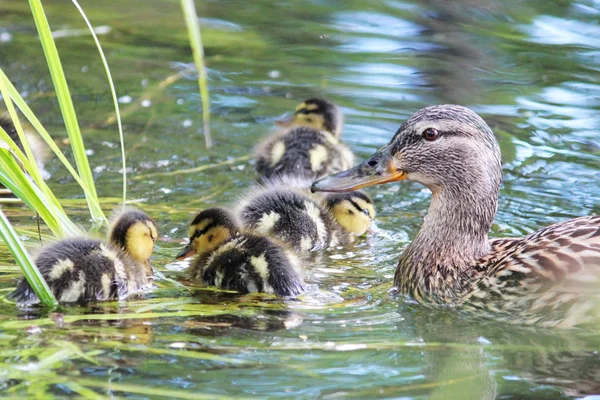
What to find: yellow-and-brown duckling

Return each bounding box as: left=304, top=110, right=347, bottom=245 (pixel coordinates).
left=321, top=190, right=375, bottom=237
left=254, top=98, right=354, bottom=182
left=10, top=207, right=157, bottom=305
left=313, top=104, right=600, bottom=327
left=176, top=207, right=305, bottom=297
left=236, top=182, right=375, bottom=252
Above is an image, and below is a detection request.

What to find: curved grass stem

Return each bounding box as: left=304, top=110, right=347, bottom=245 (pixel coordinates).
left=71, top=0, right=127, bottom=209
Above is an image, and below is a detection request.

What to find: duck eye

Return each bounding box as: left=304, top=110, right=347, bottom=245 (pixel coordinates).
left=362, top=209, right=370, bottom=216
left=422, top=128, right=440, bottom=141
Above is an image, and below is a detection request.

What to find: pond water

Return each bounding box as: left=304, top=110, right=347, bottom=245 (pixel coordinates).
left=1, top=0, right=600, bottom=398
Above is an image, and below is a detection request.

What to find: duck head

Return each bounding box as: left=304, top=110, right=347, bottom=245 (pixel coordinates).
left=176, top=207, right=240, bottom=260
left=312, top=105, right=502, bottom=199
left=324, top=191, right=375, bottom=236
left=109, top=207, right=158, bottom=277
left=276, top=98, right=343, bottom=137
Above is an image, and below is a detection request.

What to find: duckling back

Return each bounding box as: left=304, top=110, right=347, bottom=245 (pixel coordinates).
left=255, top=127, right=354, bottom=182
left=10, top=238, right=147, bottom=305
left=238, top=186, right=343, bottom=252
left=190, top=234, right=305, bottom=297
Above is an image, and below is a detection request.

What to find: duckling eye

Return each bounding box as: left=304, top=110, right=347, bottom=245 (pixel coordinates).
left=208, top=234, right=214, bottom=242
left=422, top=128, right=440, bottom=141
left=361, top=209, right=370, bottom=216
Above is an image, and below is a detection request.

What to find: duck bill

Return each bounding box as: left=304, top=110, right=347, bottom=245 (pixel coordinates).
left=176, top=242, right=196, bottom=261
left=312, top=147, right=407, bottom=193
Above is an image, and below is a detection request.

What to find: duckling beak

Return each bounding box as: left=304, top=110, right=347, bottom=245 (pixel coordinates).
left=176, top=242, right=196, bottom=261
left=312, top=146, right=407, bottom=192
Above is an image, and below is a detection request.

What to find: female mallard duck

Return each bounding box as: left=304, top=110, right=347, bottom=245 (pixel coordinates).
left=313, top=104, right=600, bottom=327
left=176, top=207, right=305, bottom=297
left=236, top=181, right=375, bottom=252
left=254, top=98, right=354, bottom=182
left=10, top=207, right=158, bottom=305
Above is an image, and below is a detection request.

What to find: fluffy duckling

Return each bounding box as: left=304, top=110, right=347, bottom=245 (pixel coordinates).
left=254, top=98, right=354, bottom=182
left=176, top=207, right=305, bottom=297
left=237, top=182, right=375, bottom=252
left=10, top=207, right=158, bottom=305
left=321, top=191, right=375, bottom=237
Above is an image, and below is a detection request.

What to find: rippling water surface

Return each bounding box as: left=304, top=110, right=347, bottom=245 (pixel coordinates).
left=0, top=0, right=599, bottom=398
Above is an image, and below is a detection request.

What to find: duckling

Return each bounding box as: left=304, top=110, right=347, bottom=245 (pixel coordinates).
left=176, top=207, right=305, bottom=297
left=254, top=98, right=354, bottom=182
left=10, top=207, right=158, bottom=305
left=313, top=104, right=600, bottom=327
left=320, top=191, right=375, bottom=237
left=236, top=181, right=375, bottom=252
left=276, top=98, right=343, bottom=138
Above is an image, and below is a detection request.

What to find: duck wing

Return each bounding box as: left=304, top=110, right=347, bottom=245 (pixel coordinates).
left=468, top=215, right=600, bottom=326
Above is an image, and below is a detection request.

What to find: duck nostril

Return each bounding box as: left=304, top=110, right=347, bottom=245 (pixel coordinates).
left=367, top=159, right=379, bottom=168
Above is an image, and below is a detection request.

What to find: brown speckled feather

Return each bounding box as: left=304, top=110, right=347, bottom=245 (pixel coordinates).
left=463, top=214, right=600, bottom=327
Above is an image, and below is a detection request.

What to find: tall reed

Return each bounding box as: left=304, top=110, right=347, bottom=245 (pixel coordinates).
left=29, top=0, right=107, bottom=227
left=180, top=0, right=212, bottom=148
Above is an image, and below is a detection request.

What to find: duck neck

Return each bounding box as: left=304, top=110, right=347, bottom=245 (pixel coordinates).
left=395, top=184, right=498, bottom=298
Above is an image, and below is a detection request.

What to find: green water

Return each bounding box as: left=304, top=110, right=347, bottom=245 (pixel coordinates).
left=1, top=0, right=600, bottom=398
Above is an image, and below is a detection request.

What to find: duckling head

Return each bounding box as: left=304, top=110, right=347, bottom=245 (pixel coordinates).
left=108, top=207, right=158, bottom=276
left=276, top=98, right=343, bottom=137
left=324, top=191, right=375, bottom=236
left=176, top=207, right=240, bottom=260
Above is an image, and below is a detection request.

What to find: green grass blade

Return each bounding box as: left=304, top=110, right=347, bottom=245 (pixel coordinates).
left=0, top=208, right=58, bottom=308
left=0, top=69, right=106, bottom=217
left=180, top=0, right=212, bottom=149
left=0, top=125, right=66, bottom=226
left=0, top=81, right=65, bottom=214
left=28, top=0, right=106, bottom=227
left=71, top=0, right=126, bottom=208
left=0, top=148, right=80, bottom=236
